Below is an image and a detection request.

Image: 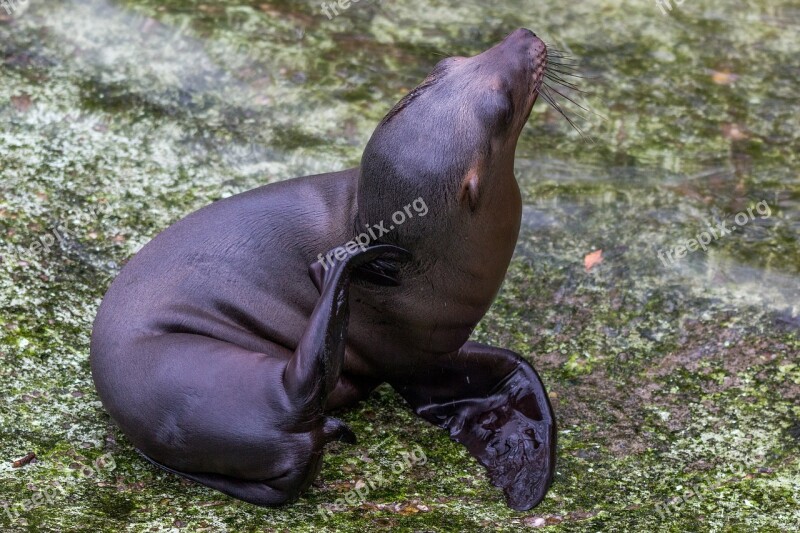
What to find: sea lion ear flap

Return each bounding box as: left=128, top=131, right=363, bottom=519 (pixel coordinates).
left=322, top=417, right=357, bottom=444
left=459, top=170, right=480, bottom=211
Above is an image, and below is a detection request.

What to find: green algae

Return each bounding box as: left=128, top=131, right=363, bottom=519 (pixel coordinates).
left=1, top=0, right=799, bottom=531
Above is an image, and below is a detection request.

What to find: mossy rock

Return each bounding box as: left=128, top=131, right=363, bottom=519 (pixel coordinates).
left=1, top=0, right=798, bottom=531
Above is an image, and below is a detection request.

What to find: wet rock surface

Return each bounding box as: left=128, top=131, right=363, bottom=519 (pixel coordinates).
left=1, top=0, right=798, bottom=531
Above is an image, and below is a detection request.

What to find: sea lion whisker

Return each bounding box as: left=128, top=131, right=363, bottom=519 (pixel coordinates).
left=544, top=62, right=582, bottom=75
left=542, top=84, right=599, bottom=125
left=547, top=67, right=580, bottom=77
left=543, top=53, right=581, bottom=66
left=542, top=44, right=573, bottom=55
left=545, top=66, right=584, bottom=80
left=545, top=62, right=582, bottom=74
left=541, top=81, right=592, bottom=114
left=546, top=54, right=579, bottom=65
left=546, top=55, right=579, bottom=65
left=544, top=50, right=579, bottom=63
left=540, top=86, right=593, bottom=142
left=543, top=72, right=584, bottom=93
left=538, top=88, right=566, bottom=120
left=543, top=81, right=606, bottom=122
left=550, top=71, right=582, bottom=82
left=547, top=58, right=580, bottom=69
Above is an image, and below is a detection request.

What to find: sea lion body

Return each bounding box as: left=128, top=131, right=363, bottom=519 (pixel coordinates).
left=91, top=28, right=556, bottom=510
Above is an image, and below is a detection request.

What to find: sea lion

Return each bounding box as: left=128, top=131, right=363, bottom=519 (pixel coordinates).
left=91, top=27, right=556, bottom=511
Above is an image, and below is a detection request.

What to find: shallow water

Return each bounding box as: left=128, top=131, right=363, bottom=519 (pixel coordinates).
left=1, top=0, right=798, bottom=531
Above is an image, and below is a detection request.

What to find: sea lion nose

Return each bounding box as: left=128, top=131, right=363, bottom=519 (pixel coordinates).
left=513, top=28, right=537, bottom=40
left=504, top=28, right=546, bottom=55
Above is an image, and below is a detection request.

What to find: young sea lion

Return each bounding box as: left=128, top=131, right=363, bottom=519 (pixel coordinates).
left=91, top=27, right=556, bottom=511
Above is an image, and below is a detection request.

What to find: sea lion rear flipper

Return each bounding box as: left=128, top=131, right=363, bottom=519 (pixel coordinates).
left=393, top=342, right=556, bottom=511
left=136, top=450, right=293, bottom=506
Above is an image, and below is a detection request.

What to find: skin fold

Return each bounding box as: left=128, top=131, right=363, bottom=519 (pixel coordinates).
left=91, top=28, right=556, bottom=511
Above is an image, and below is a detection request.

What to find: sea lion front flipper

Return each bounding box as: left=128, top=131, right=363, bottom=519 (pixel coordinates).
left=353, top=246, right=412, bottom=287
left=392, top=342, right=556, bottom=511
left=308, top=245, right=411, bottom=292
left=290, top=244, right=411, bottom=411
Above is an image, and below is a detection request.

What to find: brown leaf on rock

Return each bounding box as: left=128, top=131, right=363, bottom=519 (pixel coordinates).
left=11, top=94, right=32, bottom=112
left=711, top=70, right=738, bottom=85
left=584, top=249, right=603, bottom=272
left=12, top=452, right=36, bottom=468
left=722, top=123, right=748, bottom=141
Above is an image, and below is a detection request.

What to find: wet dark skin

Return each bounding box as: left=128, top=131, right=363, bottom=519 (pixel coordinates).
left=91, top=28, right=555, bottom=511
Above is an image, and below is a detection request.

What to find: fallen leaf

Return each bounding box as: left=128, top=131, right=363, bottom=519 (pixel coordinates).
left=721, top=123, right=748, bottom=141
left=12, top=452, right=36, bottom=468
left=584, top=249, right=603, bottom=272
left=11, top=94, right=32, bottom=112
left=711, top=70, right=738, bottom=85
left=524, top=516, right=547, bottom=527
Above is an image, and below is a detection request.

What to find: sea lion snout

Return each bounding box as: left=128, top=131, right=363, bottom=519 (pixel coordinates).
left=506, top=27, right=542, bottom=46
left=479, top=28, right=548, bottom=96
left=499, top=27, right=544, bottom=53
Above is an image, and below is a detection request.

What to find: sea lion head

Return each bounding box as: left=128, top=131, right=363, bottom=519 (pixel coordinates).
left=357, top=28, right=547, bottom=255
